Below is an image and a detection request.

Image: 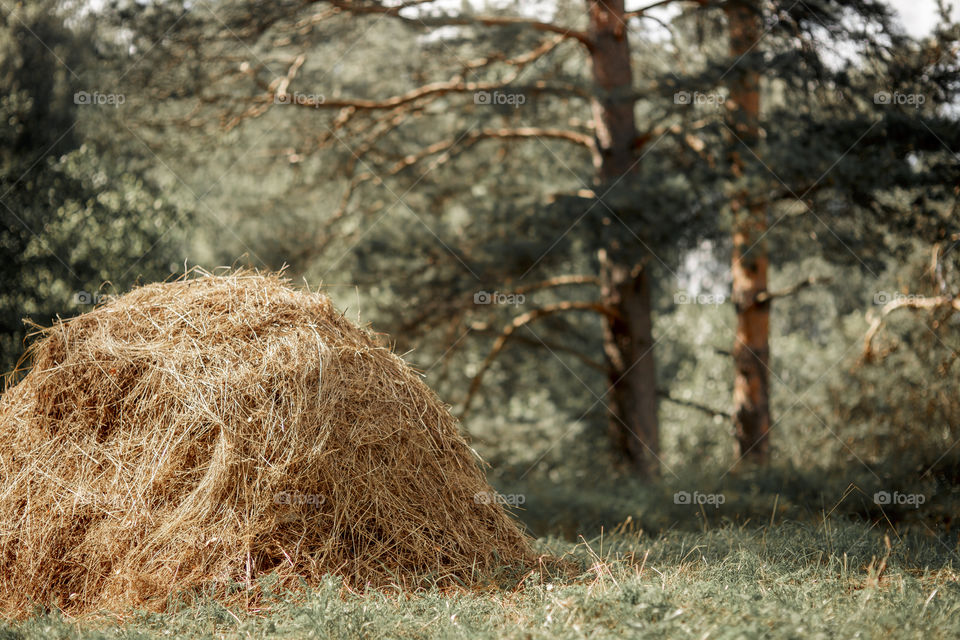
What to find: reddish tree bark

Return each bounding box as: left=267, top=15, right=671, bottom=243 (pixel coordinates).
left=725, top=0, right=770, bottom=463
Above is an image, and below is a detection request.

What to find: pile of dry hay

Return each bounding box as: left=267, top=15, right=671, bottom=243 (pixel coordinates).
left=0, top=272, right=534, bottom=616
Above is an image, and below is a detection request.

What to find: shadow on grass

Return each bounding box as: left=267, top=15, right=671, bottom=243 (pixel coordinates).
left=492, top=455, right=960, bottom=546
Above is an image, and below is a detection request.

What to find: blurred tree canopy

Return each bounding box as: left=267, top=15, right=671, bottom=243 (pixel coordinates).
left=0, top=0, right=188, bottom=373
left=1, top=0, right=957, bottom=488
left=88, top=0, right=958, bottom=471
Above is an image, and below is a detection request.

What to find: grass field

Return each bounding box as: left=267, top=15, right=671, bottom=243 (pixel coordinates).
left=4, top=513, right=958, bottom=640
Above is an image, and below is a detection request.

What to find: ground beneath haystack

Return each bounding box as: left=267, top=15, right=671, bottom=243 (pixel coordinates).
left=5, top=520, right=959, bottom=639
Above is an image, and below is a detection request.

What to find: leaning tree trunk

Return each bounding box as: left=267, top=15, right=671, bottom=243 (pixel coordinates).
left=587, top=0, right=659, bottom=476
left=725, top=0, right=770, bottom=463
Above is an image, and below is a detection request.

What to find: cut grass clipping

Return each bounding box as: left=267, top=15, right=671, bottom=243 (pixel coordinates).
left=0, top=271, right=534, bottom=617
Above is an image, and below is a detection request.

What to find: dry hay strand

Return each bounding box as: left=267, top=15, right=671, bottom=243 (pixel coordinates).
left=0, top=271, right=534, bottom=617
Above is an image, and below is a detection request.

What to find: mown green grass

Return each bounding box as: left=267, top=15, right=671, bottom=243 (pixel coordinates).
left=4, top=518, right=958, bottom=640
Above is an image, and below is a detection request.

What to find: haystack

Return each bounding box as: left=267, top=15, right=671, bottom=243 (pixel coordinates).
left=0, top=272, right=534, bottom=616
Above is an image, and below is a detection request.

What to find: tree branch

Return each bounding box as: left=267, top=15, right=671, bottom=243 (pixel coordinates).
left=320, top=1, right=592, bottom=47
left=311, top=124, right=594, bottom=229
left=754, top=275, right=832, bottom=304
left=383, top=127, right=595, bottom=176
left=272, top=79, right=589, bottom=111
left=460, top=301, right=618, bottom=417
left=656, top=388, right=731, bottom=418
left=624, top=0, right=701, bottom=20
left=470, top=328, right=607, bottom=372
left=508, top=274, right=601, bottom=295
left=225, top=33, right=579, bottom=134
left=863, top=294, right=960, bottom=360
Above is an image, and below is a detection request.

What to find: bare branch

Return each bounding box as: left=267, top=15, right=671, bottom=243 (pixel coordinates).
left=470, top=328, right=607, bottom=372
left=509, top=274, right=601, bottom=295
left=461, top=33, right=568, bottom=71
left=863, top=294, right=960, bottom=359
left=459, top=301, right=619, bottom=417
left=317, top=34, right=574, bottom=153
left=272, top=53, right=306, bottom=96
left=657, top=389, right=731, bottom=418
left=624, top=0, right=702, bottom=20
left=270, top=78, right=589, bottom=111
left=754, top=275, right=832, bottom=304
left=385, top=126, right=595, bottom=175
left=320, top=1, right=592, bottom=47
left=315, top=125, right=593, bottom=222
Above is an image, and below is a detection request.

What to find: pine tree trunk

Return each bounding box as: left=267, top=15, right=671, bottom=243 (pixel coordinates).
left=599, top=254, right=660, bottom=474
left=725, top=0, right=771, bottom=463
left=587, top=0, right=659, bottom=476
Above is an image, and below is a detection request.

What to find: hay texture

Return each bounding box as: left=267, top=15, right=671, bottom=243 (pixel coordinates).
left=0, top=272, right=533, bottom=616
